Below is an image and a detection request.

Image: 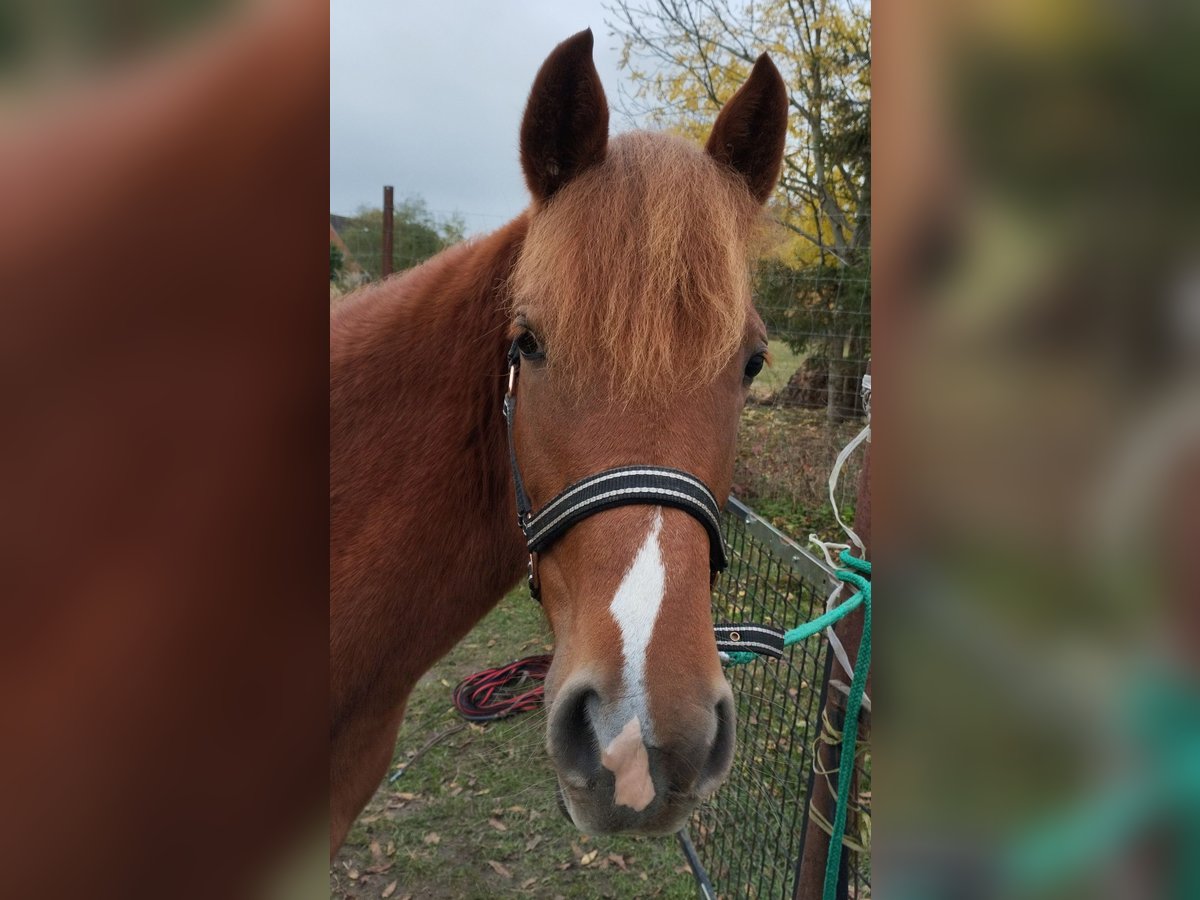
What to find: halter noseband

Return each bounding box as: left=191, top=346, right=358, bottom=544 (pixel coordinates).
left=502, top=340, right=728, bottom=601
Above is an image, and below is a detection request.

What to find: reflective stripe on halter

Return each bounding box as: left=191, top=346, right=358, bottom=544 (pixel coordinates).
left=524, top=466, right=727, bottom=571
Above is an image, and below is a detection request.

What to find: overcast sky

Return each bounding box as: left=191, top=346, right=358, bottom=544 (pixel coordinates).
left=330, top=1, right=637, bottom=235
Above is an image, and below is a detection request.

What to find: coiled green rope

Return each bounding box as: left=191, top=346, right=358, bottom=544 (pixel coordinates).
left=723, top=549, right=871, bottom=900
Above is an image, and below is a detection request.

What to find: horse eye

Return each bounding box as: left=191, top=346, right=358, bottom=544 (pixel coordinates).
left=516, top=329, right=545, bottom=360
left=744, top=352, right=766, bottom=381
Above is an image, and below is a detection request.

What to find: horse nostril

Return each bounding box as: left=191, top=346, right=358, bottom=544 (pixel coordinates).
left=696, top=695, right=736, bottom=794
left=549, top=686, right=602, bottom=782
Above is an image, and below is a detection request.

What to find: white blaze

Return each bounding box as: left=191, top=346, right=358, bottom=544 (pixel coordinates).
left=600, top=509, right=666, bottom=810
left=608, top=508, right=666, bottom=718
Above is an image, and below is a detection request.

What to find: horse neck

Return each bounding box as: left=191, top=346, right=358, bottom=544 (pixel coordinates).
left=331, top=216, right=530, bottom=683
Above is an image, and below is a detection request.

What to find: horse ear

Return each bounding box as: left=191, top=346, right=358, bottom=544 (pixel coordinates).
left=705, top=54, right=788, bottom=205
left=520, top=29, right=609, bottom=204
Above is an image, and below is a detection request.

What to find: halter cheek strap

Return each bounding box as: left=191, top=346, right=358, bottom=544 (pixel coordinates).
left=501, top=340, right=782, bottom=660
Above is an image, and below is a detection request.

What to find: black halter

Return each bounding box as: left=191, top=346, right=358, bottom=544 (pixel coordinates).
left=502, top=339, right=729, bottom=601
left=501, top=340, right=784, bottom=660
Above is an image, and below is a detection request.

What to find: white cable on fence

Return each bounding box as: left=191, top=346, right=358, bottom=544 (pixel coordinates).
left=827, top=421, right=869, bottom=558
left=809, top=533, right=871, bottom=713
left=811, top=370, right=872, bottom=711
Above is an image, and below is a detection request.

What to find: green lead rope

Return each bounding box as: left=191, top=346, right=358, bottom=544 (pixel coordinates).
left=1002, top=668, right=1200, bottom=896
left=722, top=549, right=872, bottom=900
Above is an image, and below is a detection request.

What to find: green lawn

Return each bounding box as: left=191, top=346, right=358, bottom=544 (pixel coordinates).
left=330, top=589, right=698, bottom=899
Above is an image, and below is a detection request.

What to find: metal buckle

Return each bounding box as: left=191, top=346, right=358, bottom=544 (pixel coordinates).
left=527, top=552, right=541, bottom=602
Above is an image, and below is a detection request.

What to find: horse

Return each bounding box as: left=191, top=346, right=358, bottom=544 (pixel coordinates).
left=330, top=28, right=787, bottom=853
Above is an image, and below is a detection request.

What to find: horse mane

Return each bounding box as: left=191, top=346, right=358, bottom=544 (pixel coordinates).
left=510, top=131, right=764, bottom=402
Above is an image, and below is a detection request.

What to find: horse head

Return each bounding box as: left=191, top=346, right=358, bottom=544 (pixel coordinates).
left=508, top=29, right=787, bottom=835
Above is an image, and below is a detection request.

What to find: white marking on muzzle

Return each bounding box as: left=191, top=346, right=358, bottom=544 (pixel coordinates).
left=601, top=716, right=655, bottom=811
left=608, top=508, right=665, bottom=749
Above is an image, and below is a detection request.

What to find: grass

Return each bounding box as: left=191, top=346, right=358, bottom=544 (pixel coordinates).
left=329, top=591, right=699, bottom=900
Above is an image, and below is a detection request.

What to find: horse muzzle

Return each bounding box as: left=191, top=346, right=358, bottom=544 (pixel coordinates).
left=545, top=678, right=736, bottom=835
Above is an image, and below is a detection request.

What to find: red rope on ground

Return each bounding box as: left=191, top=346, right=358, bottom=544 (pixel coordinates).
left=452, top=654, right=552, bottom=722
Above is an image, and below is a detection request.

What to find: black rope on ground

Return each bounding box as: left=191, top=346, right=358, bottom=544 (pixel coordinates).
left=452, top=654, right=552, bottom=723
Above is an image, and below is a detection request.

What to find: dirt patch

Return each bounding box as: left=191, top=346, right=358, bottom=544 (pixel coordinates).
left=733, top=404, right=864, bottom=538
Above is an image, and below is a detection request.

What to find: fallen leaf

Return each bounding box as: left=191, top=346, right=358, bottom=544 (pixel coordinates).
left=488, top=817, right=507, bottom=832
left=520, top=877, right=537, bottom=889
left=364, top=864, right=394, bottom=876
left=381, top=881, right=397, bottom=898
left=556, top=862, right=572, bottom=871
left=608, top=853, right=627, bottom=871
left=525, top=835, right=543, bottom=851
left=394, top=792, right=416, bottom=801
left=580, top=850, right=598, bottom=866
left=347, top=868, right=360, bottom=881
left=422, top=832, right=440, bottom=845
left=487, top=860, right=513, bottom=879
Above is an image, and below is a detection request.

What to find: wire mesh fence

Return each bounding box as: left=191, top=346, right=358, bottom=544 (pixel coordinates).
left=683, top=496, right=871, bottom=899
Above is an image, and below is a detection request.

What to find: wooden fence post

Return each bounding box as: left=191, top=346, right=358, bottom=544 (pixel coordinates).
left=381, top=185, right=394, bottom=278
left=795, top=366, right=872, bottom=900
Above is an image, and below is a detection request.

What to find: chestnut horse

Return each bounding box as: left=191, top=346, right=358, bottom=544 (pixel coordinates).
left=330, top=29, right=787, bottom=853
